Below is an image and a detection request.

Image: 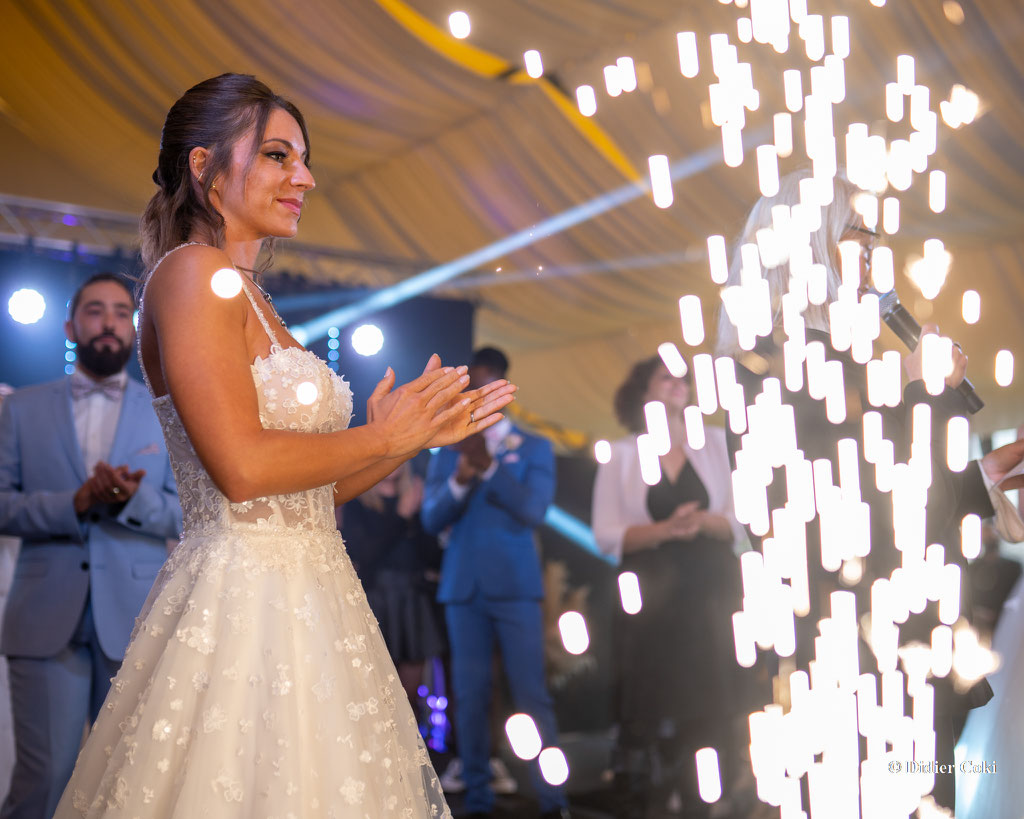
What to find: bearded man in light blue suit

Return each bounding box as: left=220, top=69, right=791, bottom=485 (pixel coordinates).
left=0, top=274, right=181, bottom=818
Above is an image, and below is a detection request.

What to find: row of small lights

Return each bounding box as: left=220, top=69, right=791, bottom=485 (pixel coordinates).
left=7, top=280, right=387, bottom=375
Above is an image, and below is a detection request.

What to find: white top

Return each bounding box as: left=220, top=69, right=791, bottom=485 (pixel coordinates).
left=591, top=425, right=746, bottom=563
left=446, top=416, right=513, bottom=501
left=71, top=367, right=128, bottom=475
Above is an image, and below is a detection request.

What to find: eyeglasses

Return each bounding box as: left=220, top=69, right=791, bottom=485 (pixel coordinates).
left=844, top=224, right=881, bottom=266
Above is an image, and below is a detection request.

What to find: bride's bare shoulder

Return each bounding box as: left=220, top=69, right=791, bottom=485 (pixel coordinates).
left=145, top=244, right=242, bottom=314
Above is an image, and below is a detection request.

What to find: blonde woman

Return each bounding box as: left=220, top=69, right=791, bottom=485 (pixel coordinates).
left=716, top=168, right=1024, bottom=811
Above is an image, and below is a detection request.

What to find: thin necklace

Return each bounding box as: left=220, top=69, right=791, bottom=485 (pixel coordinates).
left=237, top=264, right=288, bottom=329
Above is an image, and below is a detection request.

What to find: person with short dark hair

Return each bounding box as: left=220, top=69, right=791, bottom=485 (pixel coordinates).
left=422, top=347, right=569, bottom=819
left=0, top=273, right=182, bottom=818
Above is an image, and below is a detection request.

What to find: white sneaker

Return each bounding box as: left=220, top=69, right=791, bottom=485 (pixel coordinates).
left=440, top=758, right=465, bottom=793
left=490, top=757, right=518, bottom=794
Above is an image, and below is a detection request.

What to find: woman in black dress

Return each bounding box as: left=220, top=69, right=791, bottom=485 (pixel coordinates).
left=592, top=357, right=747, bottom=817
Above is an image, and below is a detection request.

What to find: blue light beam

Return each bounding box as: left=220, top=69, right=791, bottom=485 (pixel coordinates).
left=543, top=504, right=616, bottom=565
left=291, top=136, right=761, bottom=345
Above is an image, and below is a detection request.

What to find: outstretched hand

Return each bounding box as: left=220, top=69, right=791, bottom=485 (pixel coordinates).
left=982, top=438, right=1024, bottom=492
left=904, top=323, right=968, bottom=389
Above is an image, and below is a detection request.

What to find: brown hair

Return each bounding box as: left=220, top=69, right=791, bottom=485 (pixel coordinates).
left=140, top=73, right=311, bottom=272
left=613, top=355, right=690, bottom=433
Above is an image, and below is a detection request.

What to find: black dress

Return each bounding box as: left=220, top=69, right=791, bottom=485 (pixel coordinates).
left=341, top=496, right=447, bottom=664
left=616, top=460, right=743, bottom=748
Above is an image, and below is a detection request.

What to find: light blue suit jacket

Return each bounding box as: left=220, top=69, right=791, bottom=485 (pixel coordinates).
left=0, top=376, right=182, bottom=660
left=422, top=426, right=555, bottom=604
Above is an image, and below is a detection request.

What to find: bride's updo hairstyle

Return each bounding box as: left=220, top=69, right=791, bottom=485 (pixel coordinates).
left=140, top=73, right=311, bottom=271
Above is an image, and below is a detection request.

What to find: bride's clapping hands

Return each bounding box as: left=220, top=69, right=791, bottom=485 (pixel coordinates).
left=366, top=354, right=517, bottom=454
left=366, top=357, right=472, bottom=457
left=427, top=378, right=517, bottom=448
left=367, top=354, right=437, bottom=424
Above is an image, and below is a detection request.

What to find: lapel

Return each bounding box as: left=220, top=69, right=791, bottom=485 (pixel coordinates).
left=54, top=378, right=88, bottom=483
left=492, top=421, right=518, bottom=460
left=107, top=379, right=143, bottom=466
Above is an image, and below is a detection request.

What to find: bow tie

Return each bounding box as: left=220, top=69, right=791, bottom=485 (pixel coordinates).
left=70, top=374, right=124, bottom=401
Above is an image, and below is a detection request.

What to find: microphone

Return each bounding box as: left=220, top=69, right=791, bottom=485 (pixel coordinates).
left=877, top=289, right=984, bottom=414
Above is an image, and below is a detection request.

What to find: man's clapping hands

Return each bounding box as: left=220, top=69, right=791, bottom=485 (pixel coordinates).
left=74, top=461, right=146, bottom=515
left=454, top=434, right=493, bottom=486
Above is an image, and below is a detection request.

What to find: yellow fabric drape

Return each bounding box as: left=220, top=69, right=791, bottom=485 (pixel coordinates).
left=1, top=0, right=1022, bottom=437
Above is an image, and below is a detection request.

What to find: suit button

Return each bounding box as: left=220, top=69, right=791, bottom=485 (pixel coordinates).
left=90, top=513, right=100, bottom=522
left=80, top=561, right=90, bottom=571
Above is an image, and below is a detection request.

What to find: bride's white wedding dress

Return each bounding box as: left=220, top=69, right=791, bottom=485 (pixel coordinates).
left=55, top=246, right=450, bottom=817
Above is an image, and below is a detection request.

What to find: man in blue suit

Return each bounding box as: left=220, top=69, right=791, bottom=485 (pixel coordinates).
left=422, top=347, right=569, bottom=819
left=0, top=273, right=182, bottom=818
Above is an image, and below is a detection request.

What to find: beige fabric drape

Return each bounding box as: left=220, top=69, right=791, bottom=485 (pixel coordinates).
left=1, top=0, right=1022, bottom=439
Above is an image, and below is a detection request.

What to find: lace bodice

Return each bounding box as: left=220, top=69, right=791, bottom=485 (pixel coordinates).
left=141, top=244, right=354, bottom=537
left=57, top=247, right=450, bottom=818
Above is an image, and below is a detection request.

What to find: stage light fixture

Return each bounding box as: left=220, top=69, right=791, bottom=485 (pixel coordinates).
left=351, top=324, right=384, bottom=356
left=448, top=11, right=470, bottom=39
left=8, top=289, right=46, bottom=324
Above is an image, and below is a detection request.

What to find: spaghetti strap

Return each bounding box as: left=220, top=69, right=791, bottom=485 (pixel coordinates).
left=137, top=241, right=212, bottom=397
left=242, top=283, right=284, bottom=354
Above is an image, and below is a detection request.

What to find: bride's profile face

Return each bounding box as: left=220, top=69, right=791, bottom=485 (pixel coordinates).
left=213, top=107, right=315, bottom=242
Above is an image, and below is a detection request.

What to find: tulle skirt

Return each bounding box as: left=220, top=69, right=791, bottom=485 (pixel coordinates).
left=54, top=526, right=451, bottom=818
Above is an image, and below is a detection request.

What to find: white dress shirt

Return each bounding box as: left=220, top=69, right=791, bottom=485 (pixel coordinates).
left=447, top=417, right=513, bottom=501
left=70, top=368, right=128, bottom=476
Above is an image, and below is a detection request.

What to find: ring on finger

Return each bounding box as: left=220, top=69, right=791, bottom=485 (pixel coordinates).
left=470, top=410, right=475, bottom=424
left=111, top=487, right=121, bottom=495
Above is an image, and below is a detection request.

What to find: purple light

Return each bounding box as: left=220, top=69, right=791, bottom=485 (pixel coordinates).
left=437, top=696, right=448, bottom=709
left=417, top=685, right=429, bottom=697
left=431, top=713, right=444, bottom=726
left=62, top=214, right=77, bottom=227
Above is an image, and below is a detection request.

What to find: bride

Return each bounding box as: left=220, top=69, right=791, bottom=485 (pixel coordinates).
left=54, top=73, right=514, bottom=817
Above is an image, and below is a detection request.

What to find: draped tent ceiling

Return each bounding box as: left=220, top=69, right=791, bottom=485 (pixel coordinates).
left=2, top=0, right=1023, bottom=441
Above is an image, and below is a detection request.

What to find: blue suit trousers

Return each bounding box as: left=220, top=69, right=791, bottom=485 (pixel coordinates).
left=1, top=597, right=119, bottom=819
left=446, top=592, right=566, bottom=814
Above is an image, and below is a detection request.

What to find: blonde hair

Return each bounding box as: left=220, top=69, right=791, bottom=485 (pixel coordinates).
left=714, top=169, right=859, bottom=357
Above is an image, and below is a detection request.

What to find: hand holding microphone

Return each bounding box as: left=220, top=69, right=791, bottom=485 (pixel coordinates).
left=904, top=322, right=967, bottom=383
left=877, top=289, right=984, bottom=414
